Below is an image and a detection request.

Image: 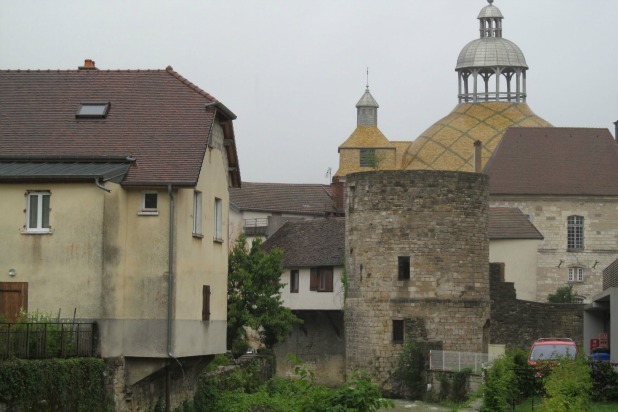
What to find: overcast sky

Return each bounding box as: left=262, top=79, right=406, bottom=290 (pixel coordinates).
left=2, top=0, right=617, bottom=184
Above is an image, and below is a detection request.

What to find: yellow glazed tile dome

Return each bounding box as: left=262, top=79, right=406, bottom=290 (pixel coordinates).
left=402, top=102, right=552, bottom=172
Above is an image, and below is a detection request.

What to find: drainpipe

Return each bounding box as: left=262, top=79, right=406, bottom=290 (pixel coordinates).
left=94, top=177, right=111, bottom=193
left=166, top=184, right=175, bottom=412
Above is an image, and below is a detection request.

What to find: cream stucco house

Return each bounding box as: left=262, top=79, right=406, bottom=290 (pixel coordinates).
left=0, top=60, right=241, bottom=408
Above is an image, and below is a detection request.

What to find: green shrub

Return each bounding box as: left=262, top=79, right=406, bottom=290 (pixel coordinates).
left=539, top=354, right=592, bottom=411
left=393, top=340, right=426, bottom=398
left=0, top=358, right=109, bottom=411
left=482, top=354, right=518, bottom=411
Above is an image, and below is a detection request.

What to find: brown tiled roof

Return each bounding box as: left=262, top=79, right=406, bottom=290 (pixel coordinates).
left=489, top=207, right=543, bottom=240
left=485, top=127, right=618, bottom=196
left=262, top=218, right=345, bottom=267
left=0, top=66, right=240, bottom=186
left=229, top=182, right=335, bottom=215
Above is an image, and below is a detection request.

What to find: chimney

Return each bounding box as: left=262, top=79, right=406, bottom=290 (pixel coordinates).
left=78, top=59, right=98, bottom=70
left=473, top=140, right=482, bottom=172
left=614, top=120, right=618, bottom=143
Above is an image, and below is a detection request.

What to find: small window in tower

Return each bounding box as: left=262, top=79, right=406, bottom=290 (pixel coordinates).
left=392, top=320, right=404, bottom=343
left=360, top=148, right=376, bottom=167
left=76, top=102, right=110, bottom=118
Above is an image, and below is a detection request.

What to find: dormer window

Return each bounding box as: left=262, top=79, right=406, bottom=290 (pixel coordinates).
left=76, top=102, right=110, bottom=118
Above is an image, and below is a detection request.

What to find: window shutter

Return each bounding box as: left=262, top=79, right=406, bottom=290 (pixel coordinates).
left=202, top=285, right=211, bottom=321
left=325, top=269, right=334, bottom=292
left=310, top=268, right=317, bottom=291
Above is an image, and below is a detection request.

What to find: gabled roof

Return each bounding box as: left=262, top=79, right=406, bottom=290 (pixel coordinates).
left=262, top=218, right=345, bottom=267
left=489, top=207, right=543, bottom=240
left=229, top=182, right=335, bottom=215
left=0, top=65, right=240, bottom=187
left=485, top=127, right=618, bottom=196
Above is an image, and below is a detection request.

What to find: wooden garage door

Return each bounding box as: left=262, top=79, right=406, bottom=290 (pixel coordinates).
left=0, top=282, right=28, bottom=321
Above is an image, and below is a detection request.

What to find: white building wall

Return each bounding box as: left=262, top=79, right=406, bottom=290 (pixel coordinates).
left=280, top=267, right=344, bottom=310
left=489, top=238, right=540, bottom=301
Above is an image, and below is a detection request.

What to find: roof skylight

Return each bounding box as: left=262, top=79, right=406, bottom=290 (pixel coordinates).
left=76, top=102, right=110, bottom=118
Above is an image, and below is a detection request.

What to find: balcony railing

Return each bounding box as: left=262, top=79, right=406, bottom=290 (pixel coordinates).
left=0, top=322, right=97, bottom=360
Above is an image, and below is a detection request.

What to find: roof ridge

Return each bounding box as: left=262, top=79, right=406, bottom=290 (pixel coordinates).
left=165, top=66, right=217, bottom=102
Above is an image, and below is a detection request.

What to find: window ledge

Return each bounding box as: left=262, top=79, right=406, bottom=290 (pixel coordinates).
left=213, top=237, right=224, bottom=244
left=193, top=233, right=204, bottom=239
left=138, top=210, right=159, bottom=216
left=21, top=229, right=52, bottom=235
left=567, top=248, right=584, bottom=253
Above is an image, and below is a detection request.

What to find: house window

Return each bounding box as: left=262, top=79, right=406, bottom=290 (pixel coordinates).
left=310, top=267, right=333, bottom=292
left=139, top=192, right=158, bottom=215
left=202, top=285, right=211, bottom=321
left=398, top=256, right=410, bottom=280
left=568, top=267, right=584, bottom=283
left=290, top=270, right=299, bottom=293
left=26, top=191, right=51, bottom=233
left=214, top=197, right=223, bottom=242
left=76, top=102, right=110, bottom=118
left=393, top=320, right=404, bottom=343
left=193, top=191, right=203, bottom=236
left=359, top=148, right=376, bottom=167
left=567, top=215, right=584, bottom=250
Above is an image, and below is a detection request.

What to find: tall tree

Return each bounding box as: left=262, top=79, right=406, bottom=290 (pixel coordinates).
left=227, top=235, right=301, bottom=355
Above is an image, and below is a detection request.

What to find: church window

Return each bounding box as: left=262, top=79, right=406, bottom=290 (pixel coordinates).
left=567, top=215, right=584, bottom=250
left=568, top=267, right=584, bottom=283
left=360, top=148, right=376, bottom=167
left=392, top=320, right=404, bottom=343
left=398, top=256, right=410, bottom=280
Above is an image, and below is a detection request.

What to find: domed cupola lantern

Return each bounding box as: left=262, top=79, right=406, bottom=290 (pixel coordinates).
left=456, top=0, right=528, bottom=103
left=356, top=85, right=379, bottom=127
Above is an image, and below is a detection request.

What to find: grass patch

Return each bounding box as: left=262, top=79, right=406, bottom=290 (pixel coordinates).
left=515, top=396, right=618, bottom=411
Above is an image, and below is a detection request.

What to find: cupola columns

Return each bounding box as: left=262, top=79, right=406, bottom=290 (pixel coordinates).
left=356, top=86, right=379, bottom=127
left=456, top=0, right=528, bottom=103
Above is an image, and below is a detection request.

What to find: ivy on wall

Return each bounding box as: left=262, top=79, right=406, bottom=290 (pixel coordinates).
left=0, top=358, right=110, bottom=411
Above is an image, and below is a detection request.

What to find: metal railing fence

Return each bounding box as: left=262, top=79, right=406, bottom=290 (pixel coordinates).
left=0, top=322, right=96, bottom=360
left=429, top=350, right=498, bottom=373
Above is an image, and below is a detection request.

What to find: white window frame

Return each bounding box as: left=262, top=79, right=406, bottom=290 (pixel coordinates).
left=567, top=215, right=584, bottom=250
left=568, top=267, right=584, bottom=283
left=25, top=191, right=51, bottom=233
left=214, top=197, right=223, bottom=242
left=193, top=191, right=203, bottom=237
left=138, top=191, right=159, bottom=216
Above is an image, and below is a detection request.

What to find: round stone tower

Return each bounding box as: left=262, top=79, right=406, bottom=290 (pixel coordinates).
left=344, top=170, right=490, bottom=389
left=403, top=0, right=551, bottom=172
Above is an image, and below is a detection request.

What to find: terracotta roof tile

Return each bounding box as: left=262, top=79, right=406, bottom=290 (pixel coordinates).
left=262, top=218, right=345, bottom=267
left=485, top=127, right=618, bottom=196
left=0, top=67, right=235, bottom=186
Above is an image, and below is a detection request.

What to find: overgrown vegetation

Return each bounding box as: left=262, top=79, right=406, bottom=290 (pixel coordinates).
left=0, top=357, right=109, bottom=411
left=180, top=355, right=393, bottom=412
left=547, top=284, right=576, bottom=303
left=393, top=340, right=427, bottom=399
left=481, top=348, right=618, bottom=412
left=227, top=235, right=302, bottom=357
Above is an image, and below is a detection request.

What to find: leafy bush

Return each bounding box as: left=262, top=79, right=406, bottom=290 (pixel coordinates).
left=481, top=353, right=518, bottom=411
left=540, top=354, right=592, bottom=411
left=393, top=340, right=426, bottom=398
left=0, top=358, right=109, bottom=411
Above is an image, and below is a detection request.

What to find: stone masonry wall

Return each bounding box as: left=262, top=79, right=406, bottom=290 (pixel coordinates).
left=345, top=170, right=490, bottom=390
left=489, top=270, right=583, bottom=349
left=490, top=197, right=618, bottom=302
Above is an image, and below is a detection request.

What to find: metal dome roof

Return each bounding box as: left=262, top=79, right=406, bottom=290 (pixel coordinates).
left=456, top=37, right=528, bottom=69
left=478, top=5, right=503, bottom=19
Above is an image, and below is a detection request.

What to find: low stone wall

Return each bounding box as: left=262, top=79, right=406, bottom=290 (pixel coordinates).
left=490, top=272, right=584, bottom=349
